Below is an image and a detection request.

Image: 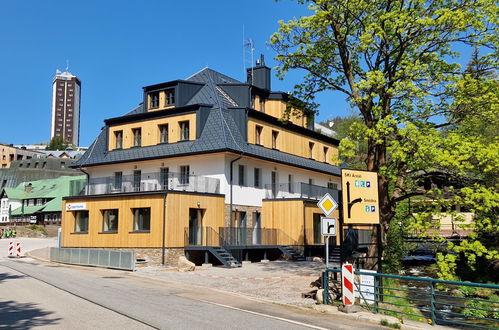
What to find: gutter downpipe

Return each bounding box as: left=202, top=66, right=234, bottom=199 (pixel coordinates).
left=161, top=190, right=167, bottom=265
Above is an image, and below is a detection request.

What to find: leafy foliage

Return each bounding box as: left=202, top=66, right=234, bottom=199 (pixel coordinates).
left=271, top=0, right=498, bottom=277
left=46, top=136, right=69, bottom=151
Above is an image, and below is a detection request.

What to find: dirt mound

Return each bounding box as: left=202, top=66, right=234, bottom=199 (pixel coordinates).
left=5, top=225, right=48, bottom=238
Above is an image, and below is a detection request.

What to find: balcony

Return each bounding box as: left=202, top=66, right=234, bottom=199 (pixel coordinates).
left=83, top=171, right=220, bottom=195
left=264, top=182, right=339, bottom=201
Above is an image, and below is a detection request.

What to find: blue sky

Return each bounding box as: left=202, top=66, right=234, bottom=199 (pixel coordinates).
left=0, top=0, right=353, bottom=147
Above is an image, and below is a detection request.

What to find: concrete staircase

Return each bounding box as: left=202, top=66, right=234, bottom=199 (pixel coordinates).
left=279, top=246, right=306, bottom=261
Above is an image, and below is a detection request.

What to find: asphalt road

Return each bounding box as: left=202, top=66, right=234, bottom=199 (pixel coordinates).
left=0, top=258, right=384, bottom=330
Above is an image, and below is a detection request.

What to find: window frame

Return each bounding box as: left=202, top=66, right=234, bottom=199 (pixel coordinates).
left=101, top=209, right=119, bottom=233
left=113, top=172, right=123, bottom=191
left=309, top=142, right=315, bottom=159
left=254, top=168, right=261, bottom=188
left=238, top=165, right=246, bottom=186
left=73, top=210, right=89, bottom=233
left=272, top=130, right=279, bottom=149
left=132, top=128, right=141, bottom=147
left=114, top=130, right=123, bottom=149
left=179, top=121, right=190, bottom=141
left=180, top=165, right=190, bottom=185
left=255, top=125, right=263, bottom=145
left=132, top=207, right=151, bottom=232
left=159, top=124, right=168, bottom=144
left=149, top=91, right=159, bottom=109
left=164, top=88, right=175, bottom=106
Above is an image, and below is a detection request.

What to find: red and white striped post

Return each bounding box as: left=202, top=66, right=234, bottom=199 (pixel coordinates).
left=16, top=242, right=21, bottom=258
left=8, top=241, right=14, bottom=257
left=342, top=262, right=355, bottom=306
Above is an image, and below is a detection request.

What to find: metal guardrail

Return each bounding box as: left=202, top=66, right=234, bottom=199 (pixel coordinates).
left=322, top=268, right=499, bottom=329
left=264, top=182, right=339, bottom=201
left=84, top=171, right=220, bottom=195
left=50, top=247, right=135, bottom=271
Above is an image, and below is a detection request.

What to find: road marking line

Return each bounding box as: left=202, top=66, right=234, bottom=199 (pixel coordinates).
left=195, top=298, right=329, bottom=330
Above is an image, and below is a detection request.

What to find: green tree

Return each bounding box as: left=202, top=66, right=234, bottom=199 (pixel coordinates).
left=46, top=136, right=69, bottom=151
left=271, top=0, right=498, bottom=272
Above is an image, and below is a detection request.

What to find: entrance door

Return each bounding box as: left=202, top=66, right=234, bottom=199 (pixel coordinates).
left=313, top=213, right=322, bottom=244
left=252, top=212, right=261, bottom=245
left=188, top=208, right=203, bottom=245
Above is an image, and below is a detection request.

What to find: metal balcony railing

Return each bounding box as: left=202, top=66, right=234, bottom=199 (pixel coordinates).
left=264, top=182, right=339, bottom=200
left=83, top=172, right=220, bottom=195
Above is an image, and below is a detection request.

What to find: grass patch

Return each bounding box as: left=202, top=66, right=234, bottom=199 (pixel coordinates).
left=378, top=277, right=426, bottom=323
left=26, top=225, right=47, bottom=235
left=380, top=319, right=401, bottom=329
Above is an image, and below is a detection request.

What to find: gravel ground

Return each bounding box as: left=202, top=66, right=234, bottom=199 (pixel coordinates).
left=135, top=261, right=327, bottom=307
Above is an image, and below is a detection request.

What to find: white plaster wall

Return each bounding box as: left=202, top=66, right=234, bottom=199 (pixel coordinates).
left=0, top=198, right=21, bottom=223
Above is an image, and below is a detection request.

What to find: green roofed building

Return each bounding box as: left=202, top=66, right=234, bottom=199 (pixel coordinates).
left=0, top=175, right=86, bottom=225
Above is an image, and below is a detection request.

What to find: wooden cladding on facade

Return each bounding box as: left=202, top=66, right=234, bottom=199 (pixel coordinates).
left=108, top=113, right=196, bottom=150
left=62, top=192, right=225, bottom=248
left=252, top=96, right=306, bottom=128
left=261, top=199, right=340, bottom=246
left=248, top=118, right=338, bottom=165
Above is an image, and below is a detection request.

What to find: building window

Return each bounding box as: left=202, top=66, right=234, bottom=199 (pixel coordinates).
left=165, top=88, right=175, bottom=106
left=288, top=174, right=294, bottom=193
left=115, top=130, right=123, bottom=149
left=238, top=165, right=245, bottom=186
left=272, top=130, right=279, bottom=149
left=113, top=172, right=122, bottom=191
left=61, top=162, right=66, bottom=168
left=36, top=198, right=43, bottom=206
left=255, top=125, right=263, bottom=145
left=102, top=209, right=119, bottom=232
left=254, top=168, right=261, bottom=188
left=133, top=170, right=141, bottom=192
left=159, top=124, right=168, bottom=143
left=324, top=147, right=329, bottom=162
left=74, top=210, right=89, bottom=233
left=160, top=167, right=169, bottom=189
left=259, top=98, right=265, bottom=112
left=309, top=178, right=314, bottom=186
left=180, top=165, right=190, bottom=185
left=149, top=92, right=159, bottom=109
left=179, top=121, right=190, bottom=141
left=132, top=208, right=150, bottom=231
left=271, top=171, right=278, bottom=198
left=328, top=182, right=338, bottom=190
left=133, top=128, right=141, bottom=147
left=309, top=142, right=315, bottom=159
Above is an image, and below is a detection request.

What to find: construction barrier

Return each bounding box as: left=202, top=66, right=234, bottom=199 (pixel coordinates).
left=8, top=241, right=13, bottom=257
left=341, top=262, right=355, bottom=305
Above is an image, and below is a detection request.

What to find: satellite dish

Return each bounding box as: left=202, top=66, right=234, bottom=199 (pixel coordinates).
left=328, top=121, right=334, bottom=128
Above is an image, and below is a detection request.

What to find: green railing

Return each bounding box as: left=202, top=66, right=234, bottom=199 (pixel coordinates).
left=323, top=268, right=499, bottom=329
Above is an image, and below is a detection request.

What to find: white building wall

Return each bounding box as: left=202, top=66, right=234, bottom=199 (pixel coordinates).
left=85, top=153, right=340, bottom=208
left=0, top=198, right=21, bottom=223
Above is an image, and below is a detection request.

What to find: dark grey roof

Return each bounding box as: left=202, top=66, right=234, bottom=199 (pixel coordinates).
left=73, top=68, right=341, bottom=176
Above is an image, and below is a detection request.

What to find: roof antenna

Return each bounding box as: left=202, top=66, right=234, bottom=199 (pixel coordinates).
left=65, top=59, right=70, bottom=73
left=243, top=25, right=254, bottom=77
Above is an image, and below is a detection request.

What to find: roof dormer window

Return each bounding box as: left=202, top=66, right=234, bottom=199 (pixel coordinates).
left=149, top=91, right=159, bottom=109
left=165, top=88, right=175, bottom=106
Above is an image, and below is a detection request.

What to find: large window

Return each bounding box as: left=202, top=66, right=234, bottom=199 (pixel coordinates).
left=180, top=165, right=190, bottom=185
left=288, top=174, right=294, bottom=193
left=159, top=124, right=168, bottom=143
left=238, top=165, right=246, bottom=186
left=133, top=128, right=141, bottom=147
left=165, top=88, right=175, bottom=106
left=102, top=209, right=119, bottom=232
left=160, top=167, right=169, bottom=189
left=115, top=130, right=123, bottom=149
left=309, top=142, right=315, bottom=159
left=133, top=170, right=141, bottom=192
left=132, top=208, right=150, bottom=231
left=255, top=125, right=263, bottom=145
left=254, top=168, right=261, bottom=188
left=180, top=121, right=190, bottom=141
left=149, top=91, right=159, bottom=109
left=113, top=172, right=122, bottom=191
left=272, top=130, right=279, bottom=149
left=323, top=146, right=329, bottom=162
left=74, top=210, right=89, bottom=233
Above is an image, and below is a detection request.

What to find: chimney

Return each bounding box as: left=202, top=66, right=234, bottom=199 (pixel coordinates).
left=24, top=183, right=33, bottom=193
left=246, top=54, right=271, bottom=90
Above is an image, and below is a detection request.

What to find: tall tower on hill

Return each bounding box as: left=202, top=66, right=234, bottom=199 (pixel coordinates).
left=50, top=69, right=81, bottom=146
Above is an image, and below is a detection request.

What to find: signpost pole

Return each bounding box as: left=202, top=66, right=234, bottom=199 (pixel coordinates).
left=325, top=236, right=329, bottom=269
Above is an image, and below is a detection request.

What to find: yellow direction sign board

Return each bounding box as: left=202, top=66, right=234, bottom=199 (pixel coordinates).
left=317, top=193, right=338, bottom=217
left=341, top=169, right=380, bottom=224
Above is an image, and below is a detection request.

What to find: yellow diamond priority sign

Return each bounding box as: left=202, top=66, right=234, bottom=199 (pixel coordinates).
left=317, top=193, right=338, bottom=217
